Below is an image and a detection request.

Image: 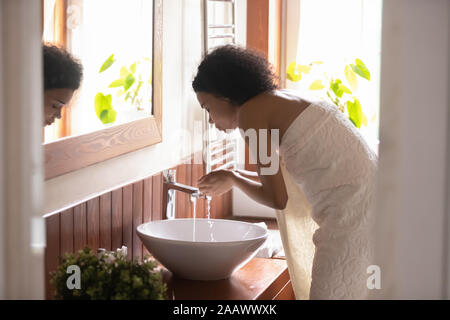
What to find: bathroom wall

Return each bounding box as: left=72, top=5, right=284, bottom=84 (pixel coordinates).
left=0, top=0, right=45, bottom=299
left=45, top=159, right=232, bottom=299
left=372, top=0, right=450, bottom=299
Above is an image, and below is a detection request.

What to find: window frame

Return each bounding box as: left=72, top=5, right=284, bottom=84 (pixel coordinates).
left=44, top=0, right=163, bottom=180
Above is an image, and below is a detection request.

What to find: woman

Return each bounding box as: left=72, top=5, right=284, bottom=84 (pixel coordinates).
left=194, top=45, right=377, bottom=299
left=43, top=44, right=83, bottom=126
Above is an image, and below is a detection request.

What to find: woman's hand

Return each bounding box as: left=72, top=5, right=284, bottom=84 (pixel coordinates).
left=197, top=169, right=235, bottom=197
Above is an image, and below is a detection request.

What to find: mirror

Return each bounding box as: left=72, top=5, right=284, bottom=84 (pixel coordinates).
left=43, top=0, right=163, bottom=180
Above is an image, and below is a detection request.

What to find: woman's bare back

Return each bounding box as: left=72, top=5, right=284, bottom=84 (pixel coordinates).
left=238, top=89, right=312, bottom=141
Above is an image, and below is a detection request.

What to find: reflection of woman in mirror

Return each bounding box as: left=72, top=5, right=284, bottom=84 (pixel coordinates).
left=43, top=44, right=83, bottom=126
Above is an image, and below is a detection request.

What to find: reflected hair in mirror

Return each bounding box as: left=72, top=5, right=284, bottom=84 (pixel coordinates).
left=43, top=44, right=83, bottom=91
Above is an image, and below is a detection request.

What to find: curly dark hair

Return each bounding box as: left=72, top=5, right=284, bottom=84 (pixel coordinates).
left=192, top=45, right=279, bottom=106
left=43, top=44, right=83, bottom=91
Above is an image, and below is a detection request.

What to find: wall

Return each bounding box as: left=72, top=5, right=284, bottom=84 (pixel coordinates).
left=44, top=0, right=205, bottom=215
left=372, top=0, right=450, bottom=299
left=0, top=0, right=45, bottom=299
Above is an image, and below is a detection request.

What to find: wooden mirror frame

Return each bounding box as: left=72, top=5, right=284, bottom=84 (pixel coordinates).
left=44, top=0, right=163, bottom=180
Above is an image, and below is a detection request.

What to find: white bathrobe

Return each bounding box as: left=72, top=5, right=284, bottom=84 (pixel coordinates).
left=276, top=100, right=378, bottom=299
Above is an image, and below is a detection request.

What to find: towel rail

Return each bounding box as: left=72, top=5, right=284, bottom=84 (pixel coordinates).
left=208, top=34, right=235, bottom=39
left=208, top=24, right=235, bottom=29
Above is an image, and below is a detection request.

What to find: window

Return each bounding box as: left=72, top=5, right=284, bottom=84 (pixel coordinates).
left=285, top=0, right=382, bottom=153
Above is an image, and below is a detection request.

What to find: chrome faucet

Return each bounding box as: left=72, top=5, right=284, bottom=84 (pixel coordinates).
left=162, top=169, right=208, bottom=219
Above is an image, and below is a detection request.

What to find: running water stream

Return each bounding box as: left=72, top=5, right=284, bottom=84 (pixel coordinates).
left=190, top=195, right=213, bottom=242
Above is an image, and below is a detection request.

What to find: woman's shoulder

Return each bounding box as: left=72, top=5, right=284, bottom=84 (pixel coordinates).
left=273, top=89, right=315, bottom=105
left=238, top=90, right=313, bottom=129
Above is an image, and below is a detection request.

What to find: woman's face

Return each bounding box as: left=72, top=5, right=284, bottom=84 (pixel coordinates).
left=196, top=92, right=239, bottom=131
left=43, top=88, right=75, bottom=126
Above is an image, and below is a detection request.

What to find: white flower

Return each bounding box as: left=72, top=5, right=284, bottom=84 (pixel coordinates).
left=97, top=248, right=106, bottom=259
left=117, top=245, right=128, bottom=258
left=104, top=253, right=116, bottom=264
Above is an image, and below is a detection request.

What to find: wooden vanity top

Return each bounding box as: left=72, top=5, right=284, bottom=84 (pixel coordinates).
left=162, top=257, right=294, bottom=300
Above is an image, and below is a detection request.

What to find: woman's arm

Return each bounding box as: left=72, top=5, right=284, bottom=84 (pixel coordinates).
left=232, top=168, right=261, bottom=182
left=230, top=169, right=286, bottom=210
left=197, top=168, right=286, bottom=210
left=236, top=104, right=288, bottom=210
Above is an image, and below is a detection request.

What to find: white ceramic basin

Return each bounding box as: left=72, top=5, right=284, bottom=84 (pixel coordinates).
left=137, top=218, right=268, bottom=280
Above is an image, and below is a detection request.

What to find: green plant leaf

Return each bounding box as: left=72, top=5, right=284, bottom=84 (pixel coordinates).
left=130, top=62, right=137, bottom=74
left=94, top=93, right=110, bottom=117
left=94, top=92, right=116, bottom=124
left=338, top=83, right=352, bottom=94
left=116, top=89, right=125, bottom=97
left=123, top=74, right=135, bottom=91
left=99, top=54, right=115, bottom=73
left=297, top=65, right=311, bottom=74
left=350, top=58, right=370, bottom=80
left=330, top=79, right=344, bottom=98
left=132, top=80, right=144, bottom=103
left=345, top=65, right=358, bottom=90
left=120, top=66, right=129, bottom=78
left=108, top=79, right=125, bottom=88
left=310, top=60, right=324, bottom=65
left=347, top=98, right=363, bottom=128
left=309, top=79, right=325, bottom=90
left=99, top=109, right=117, bottom=124
left=287, top=61, right=301, bottom=82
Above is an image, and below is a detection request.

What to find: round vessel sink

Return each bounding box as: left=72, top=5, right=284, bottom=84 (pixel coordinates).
left=137, top=218, right=268, bottom=281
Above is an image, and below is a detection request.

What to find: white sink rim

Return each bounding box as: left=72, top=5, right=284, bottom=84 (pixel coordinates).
left=137, top=218, right=268, bottom=246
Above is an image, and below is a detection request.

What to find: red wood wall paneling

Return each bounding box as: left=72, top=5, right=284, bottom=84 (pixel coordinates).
left=99, top=193, right=112, bottom=251
left=122, top=184, right=133, bottom=260
left=111, top=189, right=123, bottom=252
left=73, top=203, right=87, bottom=252
left=86, top=198, right=100, bottom=251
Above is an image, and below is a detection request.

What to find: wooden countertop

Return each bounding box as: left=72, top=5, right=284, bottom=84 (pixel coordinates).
left=162, top=257, right=293, bottom=300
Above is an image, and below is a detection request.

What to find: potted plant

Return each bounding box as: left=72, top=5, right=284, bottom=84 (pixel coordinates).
left=50, top=246, right=167, bottom=300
